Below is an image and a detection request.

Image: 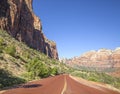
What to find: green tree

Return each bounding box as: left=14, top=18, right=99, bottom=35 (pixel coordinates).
left=26, top=57, right=50, bottom=79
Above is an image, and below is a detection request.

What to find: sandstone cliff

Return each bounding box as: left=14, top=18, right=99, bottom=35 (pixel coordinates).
left=66, top=48, right=120, bottom=67
left=0, top=0, right=58, bottom=59
left=65, top=48, right=120, bottom=76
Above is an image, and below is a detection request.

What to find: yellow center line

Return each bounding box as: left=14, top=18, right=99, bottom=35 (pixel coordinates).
left=61, top=75, right=67, bottom=94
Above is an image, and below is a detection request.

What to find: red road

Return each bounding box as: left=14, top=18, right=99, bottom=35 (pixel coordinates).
left=64, top=75, right=120, bottom=94
left=1, top=75, right=120, bottom=94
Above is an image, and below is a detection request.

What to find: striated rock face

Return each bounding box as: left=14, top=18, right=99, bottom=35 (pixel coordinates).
left=0, top=0, right=58, bottom=59
left=66, top=48, right=120, bottom=67
left=65, top=48, right=120, bottom=75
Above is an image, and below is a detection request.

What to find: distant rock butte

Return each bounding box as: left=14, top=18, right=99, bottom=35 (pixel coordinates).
left=65, top=48, right=120, bottom=69
left=0, top=0, right=58, bottom=59
left=64, top=48, right=120, bottom=67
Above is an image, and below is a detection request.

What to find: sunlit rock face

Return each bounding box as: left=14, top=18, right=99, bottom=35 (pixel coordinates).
left=65, top=48, right=120, bottom=68
left=0, top=0, right=58, bottom=59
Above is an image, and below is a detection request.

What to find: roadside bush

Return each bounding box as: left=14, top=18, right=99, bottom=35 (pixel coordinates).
left=22, top=72, right=35, bottom=81
left=25, top=57, right=60, bottom=79
left=88, top=77, right=99, bottom=82
left=49, top=67, right=58, bottom=75
left=71, top=70, right=120, bottom=90
left=26, top=58, right=50, bottom=79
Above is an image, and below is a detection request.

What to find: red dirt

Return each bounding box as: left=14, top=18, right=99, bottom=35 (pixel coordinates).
left=1, top=75, right=120, bottom=94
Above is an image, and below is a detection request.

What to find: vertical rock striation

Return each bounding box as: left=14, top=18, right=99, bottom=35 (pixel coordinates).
left=0, top=0, right=58, bottom=59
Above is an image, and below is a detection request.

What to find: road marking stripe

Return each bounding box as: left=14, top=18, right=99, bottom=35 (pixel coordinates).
left=61, top=75, right=67, bottom=94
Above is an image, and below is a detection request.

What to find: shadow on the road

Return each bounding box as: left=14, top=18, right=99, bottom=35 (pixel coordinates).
left=22, top=84, right=42, bottom=88
left=0, top=84, right=42, bottom=91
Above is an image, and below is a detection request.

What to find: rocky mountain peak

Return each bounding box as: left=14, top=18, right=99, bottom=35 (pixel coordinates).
left=0, top=0, right=58, bottom=59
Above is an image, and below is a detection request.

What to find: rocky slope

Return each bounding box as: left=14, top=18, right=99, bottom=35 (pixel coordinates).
left=0, top=31, right=59, bottom=76
left=0, top=31, right=69, bottom=88
left=0, top=0, right=58, bottom=59
left=65, top=48, right=120, bottom=77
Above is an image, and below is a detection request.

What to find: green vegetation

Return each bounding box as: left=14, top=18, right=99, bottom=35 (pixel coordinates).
left=74, top=65, right=119, bottom=73
left=0, top=69, right=26, bottom=89
left=24, top=57, right=59, bottom=80
left=71, top=70, right=120, bottom=89
left=0, top=30, right=68, bottom=89
left=0, top=38, right=5, bottom=53
left=1, top=30, right=119, bottom=91
left=4, top=45, right=16, bottom=57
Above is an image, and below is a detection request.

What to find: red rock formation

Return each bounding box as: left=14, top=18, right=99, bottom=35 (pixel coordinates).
left=65, top=48, right=120, bottom=74
left=0, top=0, right=58, bottom=59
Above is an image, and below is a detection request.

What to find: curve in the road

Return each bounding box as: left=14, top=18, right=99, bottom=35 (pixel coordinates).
left=1, top=75, right=120, bottom=94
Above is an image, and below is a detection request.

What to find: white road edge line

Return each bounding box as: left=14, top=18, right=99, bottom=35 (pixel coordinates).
left=61, top=75, right=67, bottom=94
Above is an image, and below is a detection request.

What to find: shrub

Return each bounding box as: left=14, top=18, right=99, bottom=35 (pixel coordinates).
left=5, top=45, right=16, bottom=56
left=71, top=70, right=120, bottom=89
left=49, top=67, right=58, bottom=75
left=22, top=72, right=35, bottom=81
left=0, top=38, right=4, bottom=53
left=88, top=77, right=99, bottom=82
left=0, top=38, right=4, bottom=45
left=25, top=58, right=51, bottom=79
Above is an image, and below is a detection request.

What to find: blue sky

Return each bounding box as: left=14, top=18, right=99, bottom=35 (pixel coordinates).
left=33, top=0, right=120, bottom=58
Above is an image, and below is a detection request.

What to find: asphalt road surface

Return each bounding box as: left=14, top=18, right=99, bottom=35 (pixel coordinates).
left=1, top=75, right=120, bottom=94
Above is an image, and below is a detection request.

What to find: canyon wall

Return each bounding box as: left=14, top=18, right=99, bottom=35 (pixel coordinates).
left=0, top=0, right=58, bottom=59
